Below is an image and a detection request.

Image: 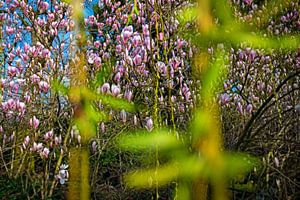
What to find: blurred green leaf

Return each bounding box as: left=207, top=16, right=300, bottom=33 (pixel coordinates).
left=176, top=183, right=191, bottom=200
left=119, top=130, right=183, bottom=152
left=76, top=88, right=135, bottom=112
left=212, top=0, right=234, bottom=26
left=187, top=28, right=299, bottom=50
left=201, top=51, right=226, bottom=100
left=177, top=7, right=198, bottom=24
left=222, top=153, right=259, bottom=180
left=125, top=162, right=179, bottom=189
left=84, top=104, right=107, bottom=122
left=96, top=93, right=135, bottom=112
left=191, top=110, right=213, bottom=138
left=178, top=156, right=206, bottom=179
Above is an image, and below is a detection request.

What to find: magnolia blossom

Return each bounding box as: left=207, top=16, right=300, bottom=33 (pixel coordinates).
left=220, top=93, right=230, bottom=105
left=41, top=147, right=50, bottom=158
left=16, top=101, right=26, bottom=115
left=133, top=54, right=142, bottom=66
left=29, top=116, right=40, bottom=129
left=56, top=164, right=69, bottom=185
left=111, top=84, right=120, bottom=96
left=7, top=98, right=15, bottom=110
left=92, top=141, right=97, bottom=153
left=145, top=117, right=153, bottom=132
left=120, top=109, right=127, bottom=123
left=22, top=136, right=30, bottom=149
left=246, top=104, right=253, bottom=114
left=237, top=102, right=244, bottom=115
left=39, top=81, right=50, bottom=93
left=124, top=90, right=133, bottom=102
left=114, top=72, right=121, bottom=82
left=100, top=122, right=105, bottom=133
left=44, top=130, right=54, bottom=141
left=121, top=26, right=133, bottom=43
left=54, top=135, right=62, bottom=145
left=31, top=142, right=43, bottom=152
left=132, top=34, right=142, bottom=46
left=8, top=66, right=18, bottom=77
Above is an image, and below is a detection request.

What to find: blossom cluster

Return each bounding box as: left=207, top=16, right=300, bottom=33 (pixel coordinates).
left=83, top=0, right=195, bottom=136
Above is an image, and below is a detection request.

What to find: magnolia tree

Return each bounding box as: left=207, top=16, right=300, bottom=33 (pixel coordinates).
left=0, top=0, right=299, bottom=199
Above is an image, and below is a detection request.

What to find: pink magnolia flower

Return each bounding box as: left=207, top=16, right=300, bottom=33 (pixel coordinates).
left=29, top=116, right=39, bottom=129
left=44, top=130, right=54, bottom=141
left=94, top=41, right=101, bottom=48
left=114, top=72, right=121, bottom=82
left=121, top=26, right=133, bottom=43
left=145, top=117, right=154, bottom=132
left=132, top=34, right=141, bottom=46
left=94, top=56, right=102, bottom=68
left=133, top=54, right=142, bottom=66
left=157, top=61, right=167, bottom=76
left=56, top=164, right=69, bottom=185
left=116, top=44, right=122, bottom=53
left=25, top=94, right=31, bottom=103
left=100, top=122, right=105, bottom=133
left=22, top=136, right=30, bottom=149
left=120, top=109, right=127, bottom=123
left=111, top=84, right=120, bottom=97
left=144, top=37, right=151, bottom=50
left=133, top=115, right=138, bottom=126
left=1, top=102, right=8, bottom=112
left=41, top=49, right=50, bottom=58
left=142, top=24, right=149, bottom=36
left=101, top=83, right=110, bottom=94
left=39, top=81, right=50, bottom=93
left=88, top=15, right=96, bottom=26
left=8, top=66, right=18, bottom=77
left=159, top=32, right=164, bottom=41
left=220, top=93, right=230, bottom=105
left=54, top=135, right=62, bottom=146
left=31, top=142, right=43, bottom=152
left=41, top=147, right=50, bottom=158
left=6, top=26, right=14, bottom=35
left=16, top=101, right=26, bottom=115
left=257, top=81, right=265, bottom=91
left=7, top=98, right=15, bottom=110
left=244, top=0, right=253, bottom=5
left=77, top=135, right=81, bottom=144
left=246, top=104, right=253, bottom=114
left=92, top=141, right=97, bottom=153
left=38, top=1, right=49, bottom=13
left=267, top=85, right=273, bottom=94
left=124, top=90, right=133, bottom=102
left=237, top=102, right=244, bottom=115
left=30, top=74, right=40, bottom=83
left=48, top=13, right=55, bottom=21
left=170, top=57, right=181, bottom=70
